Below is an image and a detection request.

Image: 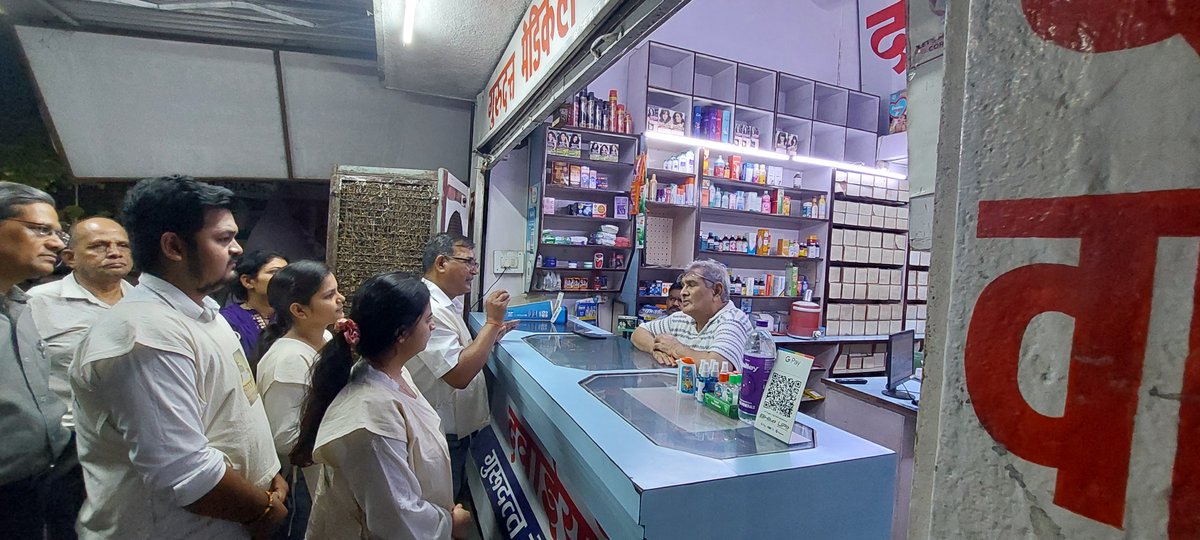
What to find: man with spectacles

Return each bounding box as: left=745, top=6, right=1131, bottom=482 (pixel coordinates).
left=632, top=259, right=754, bottom=369
left=410, top=233, right=518, bottom=504
left=0, top=182, right=82, bottom=539
left=29, top=218, right=134, bottom=429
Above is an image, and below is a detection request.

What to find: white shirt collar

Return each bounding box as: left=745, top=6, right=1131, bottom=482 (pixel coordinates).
left=59, top=273, right=134, bottom=306
left=421, top=277, right=457, bottom=309
left=138, top=273, right=221, bottom=323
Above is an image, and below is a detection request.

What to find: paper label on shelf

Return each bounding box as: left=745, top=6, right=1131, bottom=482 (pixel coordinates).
left=754, top=349, right=815, bottom=443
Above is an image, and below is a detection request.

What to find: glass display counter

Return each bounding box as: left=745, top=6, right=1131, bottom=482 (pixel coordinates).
left=522, top=334, right=663, bottom=371
left=581, top=372, right=816, bottom=458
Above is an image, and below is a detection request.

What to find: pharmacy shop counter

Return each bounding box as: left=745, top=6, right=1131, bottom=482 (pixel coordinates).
left=467, top=313, right=896, bottom=539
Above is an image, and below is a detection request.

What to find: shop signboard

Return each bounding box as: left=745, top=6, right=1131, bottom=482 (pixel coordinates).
left=906, top=0, right=945, bottom=69
left=475, top=0, right=609, bottom=148
left=471, top=426, right=548, bottom=540
left=916, top=0, right=1200, bottom=538
left=504, top=406, right=607, bottom=540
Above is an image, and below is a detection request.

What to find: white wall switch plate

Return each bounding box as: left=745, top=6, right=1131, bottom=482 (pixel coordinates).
left=492, top=250, right=524, bottom=274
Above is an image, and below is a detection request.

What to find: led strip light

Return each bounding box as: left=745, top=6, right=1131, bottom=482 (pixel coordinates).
left=643, top=130, right=906, bottom=180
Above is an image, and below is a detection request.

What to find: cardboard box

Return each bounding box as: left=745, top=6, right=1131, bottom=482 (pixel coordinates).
left=908, top=285, right=918, bottom=298
left=843, top=229, right=857, bottom=246
left=884, top=218, right=898, bottom=230
left=918, top=272, right=929, bottom=285
left=890, top=285, right=902, bottom=300
left=870, top=231, right=884, bottom=247
left=869, top=249, right=883, bottom=264
left=865, top=321, right=879, bottom=335
left=847, top=172, right=861, bottom=185
left=907, top=305, right=918, bottom=319
left=894, top=250, right=908, bottom=265
left=828, top=304, right=842, bottom=320
left=871, top=216, right=885, bottom=228
left=832, top=229, right=844, bottom=245
left=853, top=305, right=867, bottom=320
left=867, top=305, right=881, bottom=319
left=897, top=207, right=909, bottom=219
left=867, top=268, right=880, bottom=283
left=891, top=321, right=902, bottom=334
left=854, top=284, right=868, bottom=300
left=828, top=284, right=842, bottom=299
left=918, top=286, right=928, bottom=300
left=900, top=191, right=911, bottom=202
left=830, top=246, right=844, bottom=261
left=921, top=251, right=931, bottom=266
left=899, top=218, right=909, bottom=230
left=857, top=214, right=872, bottom=226
left=829, top=267, right=841, bottom=282
left=833, top=212, right=846, bottom=224
left=918, top=305, right=928, bottom=318
left=827, top=321, right=841, bottom=335
left=910, top=251, right=921, bottom=266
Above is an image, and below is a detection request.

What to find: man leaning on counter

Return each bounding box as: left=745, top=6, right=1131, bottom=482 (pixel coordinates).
left=632, top=259, right=753, bottom=368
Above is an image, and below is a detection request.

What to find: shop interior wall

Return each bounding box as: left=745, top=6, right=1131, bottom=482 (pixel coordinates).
left=484, top=0, right=865, bottom=311
left=15, top=26, right=473, bottom=182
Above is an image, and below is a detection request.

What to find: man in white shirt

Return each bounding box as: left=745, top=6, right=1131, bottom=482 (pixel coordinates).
left=632, top=259, right=753, bottom=368
left=408, top=233, right=517, bottom=502
left=70, top=176, right=288, bottom=539
left=29, top=217, right=134, bottom=429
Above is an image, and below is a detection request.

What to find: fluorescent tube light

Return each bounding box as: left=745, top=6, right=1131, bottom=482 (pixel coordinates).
left=402, top=0, right=418, bottom=45
left=792, top=155, right=907, bottom=179
left=643, top=130, right=905, bottom=178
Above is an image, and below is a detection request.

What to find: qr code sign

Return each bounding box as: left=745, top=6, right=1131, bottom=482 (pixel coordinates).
left=761, top=372, right=806, bottom=417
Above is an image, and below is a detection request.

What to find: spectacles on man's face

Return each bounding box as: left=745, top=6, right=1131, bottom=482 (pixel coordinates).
left=3, top=218, right=69, bottom=245
left=448, top=256, right=479, bottom=270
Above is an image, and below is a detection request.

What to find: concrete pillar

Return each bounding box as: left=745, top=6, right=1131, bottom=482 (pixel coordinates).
left=910, top=0, right=1199, bottom=537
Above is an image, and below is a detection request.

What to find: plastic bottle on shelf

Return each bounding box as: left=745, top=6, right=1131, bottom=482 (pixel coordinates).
left=817, top=195, right=828, bottom=219
left=760, top=229, right=771, bottom=256
left=714, top=155, right=727, bottom=178
left=736, top=191, right=746, bottom=211
left=803, top=199, right=814, bottom=218
left=761, top=191, right=771, bottom=214
left=739, top=320, right=777, bottom=423
left=810, top=237, right=821, bottom=259
left=721, top=192, right=731, bottom=209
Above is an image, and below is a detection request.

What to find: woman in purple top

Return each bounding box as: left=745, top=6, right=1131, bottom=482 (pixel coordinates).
left=220, top=250, right=288, bottom=367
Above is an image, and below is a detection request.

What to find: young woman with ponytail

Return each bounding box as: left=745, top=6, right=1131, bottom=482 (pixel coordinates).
left=293, top=272, right=472, bottom=540
left=255, top=260, right=344, bottom=538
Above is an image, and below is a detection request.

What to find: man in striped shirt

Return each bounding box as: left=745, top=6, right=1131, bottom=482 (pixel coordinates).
left=632, top=259, right=753, bottom=369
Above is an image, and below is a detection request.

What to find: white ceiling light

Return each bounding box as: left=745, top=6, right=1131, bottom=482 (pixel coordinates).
left=402, top=0, right=419, bottom=45
left=792, top=155, right=907, bottom=179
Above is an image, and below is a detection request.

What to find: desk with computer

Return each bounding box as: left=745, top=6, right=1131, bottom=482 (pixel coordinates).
left=820, top=330, right=920, bottom=539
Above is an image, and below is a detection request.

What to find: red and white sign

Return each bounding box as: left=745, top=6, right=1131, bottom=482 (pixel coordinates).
left=921, top=1, right=1199, bottom=538
left=474, top=0, right=607, bottom=147
left=858, top=0, right=907, bottom=105
left=506, top=406, right=607, bottom=540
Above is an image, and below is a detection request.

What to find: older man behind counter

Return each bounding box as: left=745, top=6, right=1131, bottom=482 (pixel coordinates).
left=29, top=217, right=134, bottom=428
left=632, top=259, right=753, bottom=369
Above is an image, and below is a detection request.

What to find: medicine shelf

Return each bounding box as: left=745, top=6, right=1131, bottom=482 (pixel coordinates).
left=699, top=250, right=823, bottom=262
left=532, top=288, right=623, bottom=294
left=701, top=176, right=825, bottom=199
left=540, top=243, right=634, bottom=250
left=542, top=214, right=631, bottom=225
left=546, top=154, right=636, bottom=172
left=535, top=266, right=627, bottom=271
left=833, top=193, right=908, bottom=207
left=544, top=184, right=629, bottom=196
left=550, top=124, right=640, bottom=143
left=699, top=206, right=826, bottom=228
left=831, top=223, right=908, bottom=234
left=828, top=261, right=905, bottom=269
left=730, top=295, right=822, bottom=301
left=645, top=168, right=696, bottom=181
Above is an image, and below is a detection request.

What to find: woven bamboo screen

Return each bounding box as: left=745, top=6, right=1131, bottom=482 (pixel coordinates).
left=326, top=166, right=439, bottom=300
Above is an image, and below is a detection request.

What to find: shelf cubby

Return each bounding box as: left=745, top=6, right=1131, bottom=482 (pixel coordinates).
left=811, top=121, right=847, bottom=161
left=847, top=91, right=882, bottom=133
left=774, top=114, right=813, bottom=157
left=813, top=83, right=849, bottom=126
left=777, top=74, right=815, bottom=119
left=647, top=42, right=694, bottom=95
left=692, top=54, right=737, bottom=103
left=733, top=105, right=774, bottom=150
left=736, top=64, right=777, bottom=110
left=844, top=129, right=879, bottom=165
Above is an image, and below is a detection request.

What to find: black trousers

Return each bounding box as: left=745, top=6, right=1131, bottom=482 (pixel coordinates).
left=0, top=438, right=85, bottom=540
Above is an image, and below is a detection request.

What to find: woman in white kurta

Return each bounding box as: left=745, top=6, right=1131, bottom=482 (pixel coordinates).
left=291, top=272, right=472, bottom=540
left=256, top=261, right=343, bottom=505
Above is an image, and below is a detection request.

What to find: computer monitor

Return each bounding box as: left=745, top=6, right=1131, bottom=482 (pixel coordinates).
left=883, top=330, right=916, bottom=400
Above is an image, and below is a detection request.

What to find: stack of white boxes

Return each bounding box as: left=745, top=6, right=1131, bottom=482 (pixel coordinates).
left=827, top=267, right=903, bottom=301
left=828, top=229, right=908, bottom=265
left=905, top=250, right=932, bottom=333
left=825, top=304, right=904, bottom=336
left=832, top=343, right=888, bottom=373
left=833, top=171, right=910, bottom=202
left=831, top=201, right=909, bottom=231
